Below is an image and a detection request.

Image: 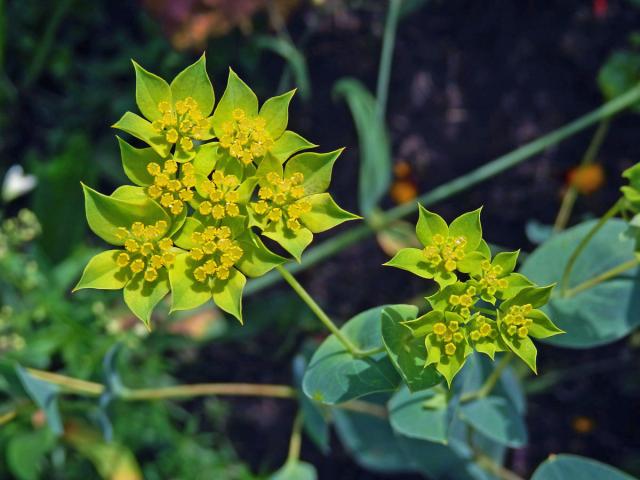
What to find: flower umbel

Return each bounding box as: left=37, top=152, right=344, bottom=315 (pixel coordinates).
left=151, top=97, right=209, bottom=153
left=188, top=225, right=243, bottom=283
left=146, top=160, right=196, bottom=215
left=251, top=171, right=311, bottom=232
left=197, top=171, right=242, bottom=220
left=219, top=108, right=273, bottom=166
left=115, top=220, right=175, bottom=282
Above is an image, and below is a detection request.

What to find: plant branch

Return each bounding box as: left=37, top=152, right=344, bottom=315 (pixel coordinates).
left=286, top=411, right=304, bottom=464
left=554, top=118, right=611, bottom=231
left=276, top=265, right=372, bottom=357
left=474, top=453, right=526, bottom=480
left=375, top=0, right=402, bottom=120
left=460, top=353, right=513, bottom=404
left=564, top=257, right=639, bottom=298
left=559, top=198, right=625, bottom=296
left=246, top=85, right=640, bottom=296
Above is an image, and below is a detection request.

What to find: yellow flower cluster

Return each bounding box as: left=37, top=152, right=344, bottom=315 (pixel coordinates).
left=115, top=220, right=175, bottom=282
left=503, top=304, right=534, bottom=339
left=147, top=160, right=196, bottom=215
left=468, top=315, right=498, bottom=342
left=189, top=225, right=244, bottom=282
left=477, top=260, right=509, bottom=296
left=448, top=285, right=477, bottom=318
left=423, top=234, right=467, bottom=271
left=251, top=172, right=311, bottom=231
left=197, top=171, right=241, bottom=220
left=151, top=98, right=209, bottom=151
left=432, top=318, right=465, bottom=356
left=219, top=108, right=272, bottom=165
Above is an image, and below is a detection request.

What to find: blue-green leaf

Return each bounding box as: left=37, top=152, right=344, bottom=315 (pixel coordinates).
left=334, top=78, right=391, bottom=216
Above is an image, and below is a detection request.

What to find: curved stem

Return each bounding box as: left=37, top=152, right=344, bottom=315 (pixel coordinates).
left=564, top=257, right=639, bottom=298
left=474, top=453, right=525, bottom=480
left=460, top=353, right=513, bottom=404
left=246, top=85, right=640, bottom=297
left=559, top=198, right=625, bottom=296
left=375, top=0, right=402, bottom=120
left=276, top=265, right=371, bottom=357
left=554, top=117, right=611, bottom=231
left=286, top=412, right=304, bottom=464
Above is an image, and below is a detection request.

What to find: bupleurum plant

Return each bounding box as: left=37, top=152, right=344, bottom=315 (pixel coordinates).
left=386, top=206, right=563, bottom=384
left=74, top=54, right=358, bottom=326
left=75, top=54, right=562, bottom=390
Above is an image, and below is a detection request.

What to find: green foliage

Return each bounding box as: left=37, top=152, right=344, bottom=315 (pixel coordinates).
left=78, top=57, right=356, bottom=325
left=386, top=205, right=559, bottom=384
left=302, top=306, right=401, bottom=404
left=521, top=219, right=640, bottom=348
left=532, top=454, right=638, bottom=480
left=270, top=461, right=317, bottom=480
left=598, top=50, right=640, bottom=113
left=333, top=78, right=392, bottom=216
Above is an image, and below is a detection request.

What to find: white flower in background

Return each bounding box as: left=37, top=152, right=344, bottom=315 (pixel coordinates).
left=2, top=165, right=37, bottom=203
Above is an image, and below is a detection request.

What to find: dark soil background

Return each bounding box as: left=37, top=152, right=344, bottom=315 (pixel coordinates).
left=201, top=1, right=640, bottom=478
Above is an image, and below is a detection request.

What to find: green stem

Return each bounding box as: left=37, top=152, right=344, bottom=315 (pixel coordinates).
left=375, top=0, right=402, bottom=120
left=564, top=257, right=639, bottom=298
left=474, top=453, right=525, bottom=480
left=286, top=412, right=304, bottom=464
left=559, top=198, right=625, bottom=296
left=276, top=265, right=372, bottom=357
left=121, top=383, right=296, bottom=401
left=460, top=353, right=513, bottom=404
left=26, top=368, right=387, bottom=418
left=553, top=118, right=611, bottom=231
left=245, top=85, right=640, bottom=296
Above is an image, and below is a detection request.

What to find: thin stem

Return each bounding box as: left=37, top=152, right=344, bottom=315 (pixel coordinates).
left=559, top=198, right=625, bottom=296
left=27, top=368, right=104, bottom=396
left=122, top=383, right=296, bottom=401
left=554, top=118, right=611, bottom=231
left=276, top=265, right=364, bottom=357
left=286, top=412, right=304, bottom=464
left=245, top=85, right=640, bottom=296
left=339, top=399, right=388, bottom=419
left=26, top=368, right=295, bottom=400
left=564, top=257, right=639, bottom=298
left=375, top=0, right=402, bottom=120
left=25, top=368, right=388, bottom=419
left=474, top=453, right=525, bottom=480
left=460, top=353, right=513, bottom=404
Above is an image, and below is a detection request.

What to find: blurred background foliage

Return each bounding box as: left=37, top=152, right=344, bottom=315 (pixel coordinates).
left=2, top=0, right=640, bottom=478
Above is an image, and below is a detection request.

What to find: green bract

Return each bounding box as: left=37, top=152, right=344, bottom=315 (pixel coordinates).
left=75, top=55, right=358, bottom=326
left=385, top=205, right=562, bottom=385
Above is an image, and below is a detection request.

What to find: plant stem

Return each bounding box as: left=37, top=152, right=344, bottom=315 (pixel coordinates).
left=122, top=383, right=296, bottom=401
left=286, top=412, right=304, bottom=464
left=474, top=453, right=526, bottom=480
left=339, top=399, right=388, bottom=419
left=564, top=257, right=639, bottom=298
left=276, top=265, right=371, bottom=357
left=553, top=118, right=611, bottom=231
left=460, top=353, right=513, bottom=404
left=27, top=368, right=104, bottom=396
left=559, top=198, right=625, bottom=296
left=26, top=368, right=388, bottom=418
left=246, top=85, right=640, bottom=296
left=375, top=0, right=402, bottom=121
